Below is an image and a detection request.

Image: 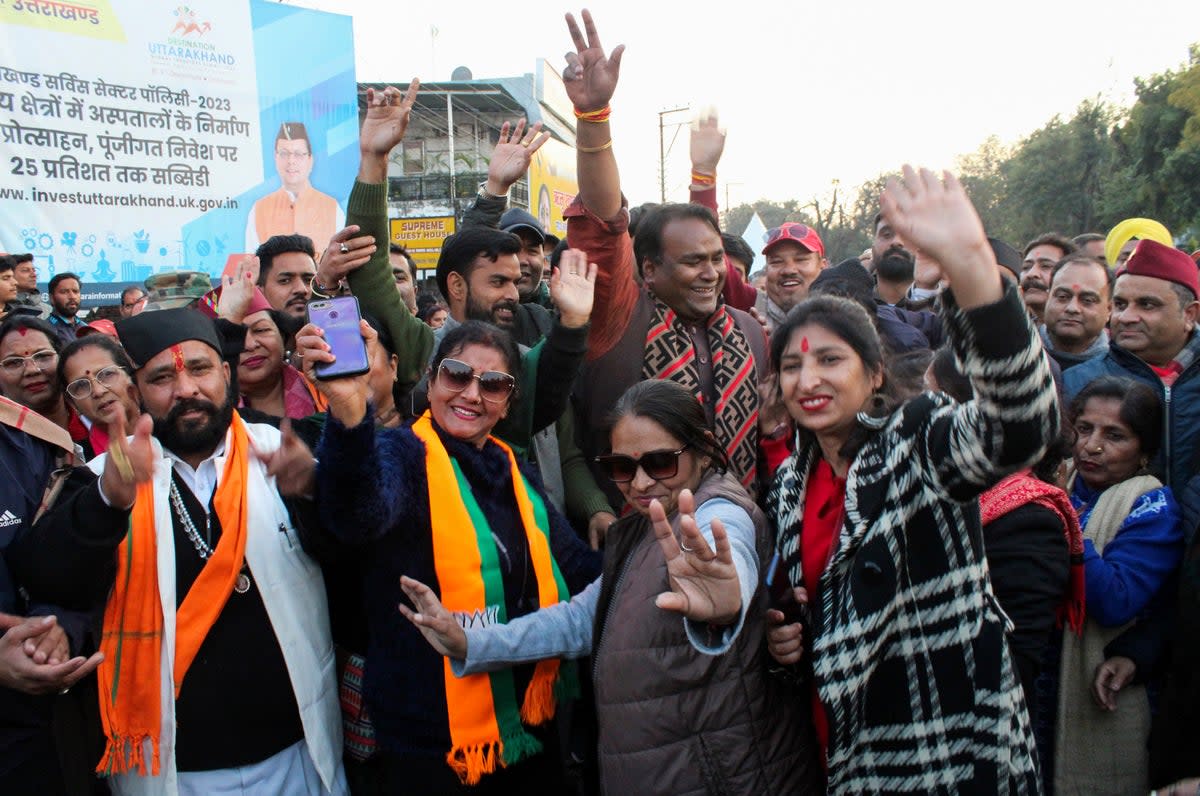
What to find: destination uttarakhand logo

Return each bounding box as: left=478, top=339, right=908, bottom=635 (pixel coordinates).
left=147, top=5, right=237, bottom=75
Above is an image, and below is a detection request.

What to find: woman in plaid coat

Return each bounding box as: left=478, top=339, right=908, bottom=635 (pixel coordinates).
left=766, top=167, right=1058, bottom=794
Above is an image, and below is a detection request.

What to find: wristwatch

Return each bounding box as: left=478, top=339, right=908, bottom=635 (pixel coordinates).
left=477, top=181, right=508, bottom=202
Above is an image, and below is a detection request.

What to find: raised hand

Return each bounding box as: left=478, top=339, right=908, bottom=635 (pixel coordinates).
left=217, top=256, right=258, bottom=323
left=398, top=575, right=468, bottom=659
left=651, top=490, right=741, bottom=625
left=296, top=320, right=373, bottom=426
left=689, top=107, right=725, bottom=177
left=549, top=248, right=597, bottom=329
left=485, top=120, right=552, bottom=196
left=562, top=10, right=624, bottom=112
left=879, top=166, right=1000, bottom=309
left=101, top=413, right=155, bottom=510
left=360, top=81, right=420, bottom=158
left=256, top=418, right=316, bottom=498
left=0, top=613, right=104, bottom=695
left=316, top=225, right=376, bottom=289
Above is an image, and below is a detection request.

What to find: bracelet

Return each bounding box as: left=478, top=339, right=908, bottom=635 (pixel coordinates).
left=574, top=104, right=611, bottom=123
left=310, top=277, right=338, bottom=299
left=577, top=140, right=613, bottom=154
left=691, top=170, right=716, bottom=186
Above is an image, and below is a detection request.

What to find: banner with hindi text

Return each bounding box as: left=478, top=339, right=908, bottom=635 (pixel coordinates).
left=0, top=0, right=357, bottom=308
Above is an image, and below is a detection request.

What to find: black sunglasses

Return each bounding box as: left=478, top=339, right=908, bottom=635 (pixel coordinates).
left=437, top=358, right=515, bottom=403
left=594, top=445, right=690, bottom=483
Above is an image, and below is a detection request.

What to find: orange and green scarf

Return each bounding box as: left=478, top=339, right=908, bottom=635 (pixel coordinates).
left=412, top=412, right=576, bottom=784
left=96, top=411, right=251, bottom=777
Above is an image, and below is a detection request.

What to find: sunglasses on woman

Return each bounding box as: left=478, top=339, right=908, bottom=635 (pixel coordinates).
left=66, top=365, right=127, bottom=400
left=594, top=445, right=690, bottom=483
left=437, top=358, right=516, bottom=403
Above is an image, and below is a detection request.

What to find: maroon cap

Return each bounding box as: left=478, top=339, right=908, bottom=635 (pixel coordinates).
left=76, top=319, right=118, bottom=339
left=763, top=222, right=825, bottom=258
left=1120, top=239, right=1200, bottom=297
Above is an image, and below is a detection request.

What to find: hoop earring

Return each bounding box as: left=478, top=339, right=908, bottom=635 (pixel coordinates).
left=856, top=392, right=888, bottom=430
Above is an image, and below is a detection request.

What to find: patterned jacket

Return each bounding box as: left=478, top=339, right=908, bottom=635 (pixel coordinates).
left=769, top=286, right=1058, bottom=794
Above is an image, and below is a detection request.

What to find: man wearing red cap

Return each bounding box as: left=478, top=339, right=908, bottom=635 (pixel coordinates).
left=1065, top=239, right=1200, bottom=505
left=755, top=222, right=828, bottom=331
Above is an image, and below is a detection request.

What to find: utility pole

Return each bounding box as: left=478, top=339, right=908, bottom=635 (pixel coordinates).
left=658, top=106, right=689, bottom=203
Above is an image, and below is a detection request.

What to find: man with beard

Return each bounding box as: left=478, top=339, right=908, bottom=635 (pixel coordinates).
left=46, top=273, right=83, bottom=347
left=15, top=307, right=347, bottom=794
left=255, top=234, right=317, bottom=320
left=456, top=118, right=558, bottom=346
left=1041, top=252, right=1111, bottom=371
left=872, top=213, right=916, bottom=306
left=1020, top=233, right=1076, bottom=323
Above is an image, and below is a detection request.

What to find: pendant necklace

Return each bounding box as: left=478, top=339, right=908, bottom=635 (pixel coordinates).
left=169, top=480, right=252, bottom=594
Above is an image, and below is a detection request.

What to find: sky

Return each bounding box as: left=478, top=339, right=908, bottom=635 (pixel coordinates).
left=285, top=0, right=1200, bottom=214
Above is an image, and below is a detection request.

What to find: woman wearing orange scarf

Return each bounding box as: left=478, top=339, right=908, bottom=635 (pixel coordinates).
left=302, top=319, right=600, bottom=794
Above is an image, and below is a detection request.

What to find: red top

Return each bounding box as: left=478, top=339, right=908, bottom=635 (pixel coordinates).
left=801, top=457, right=846, bottom=764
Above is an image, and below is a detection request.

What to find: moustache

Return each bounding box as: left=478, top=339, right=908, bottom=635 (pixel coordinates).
left=166, top=397, right=219, bottom=425
left=493, top=299, right=519, bottom=315
left=1021, top=275, right=1049, bottom=292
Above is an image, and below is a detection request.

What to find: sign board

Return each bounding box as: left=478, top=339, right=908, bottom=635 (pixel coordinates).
left=0, top=0, right=357, bottom=307
left=390, top=216, right=456, bottom=272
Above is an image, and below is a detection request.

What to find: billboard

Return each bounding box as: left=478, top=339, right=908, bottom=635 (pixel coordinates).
left=0, top=0, right=357, bottom=307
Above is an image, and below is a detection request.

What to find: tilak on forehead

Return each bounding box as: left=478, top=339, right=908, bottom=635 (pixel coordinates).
left=800, top=336, right=810, bottom=353
left=170, top=344, right=185, bottom=372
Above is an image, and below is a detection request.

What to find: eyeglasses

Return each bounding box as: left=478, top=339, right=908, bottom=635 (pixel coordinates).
left=122, top=294, right=146, bottom=309
left=66, top=365, right=127, bottom=400
left=0, top=349, right=58, bottom=375
left=594, top=445, right=690, bottom=483
left=437, top=358, right=515, bottom=403
left=275, top=149, right=310, bottom=161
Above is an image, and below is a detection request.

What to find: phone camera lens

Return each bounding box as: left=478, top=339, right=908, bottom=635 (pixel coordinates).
left=329, top=310, right=339, bottom=319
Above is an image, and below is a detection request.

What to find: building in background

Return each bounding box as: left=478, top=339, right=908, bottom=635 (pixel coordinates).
left=359, top=59, right=579, bottom=289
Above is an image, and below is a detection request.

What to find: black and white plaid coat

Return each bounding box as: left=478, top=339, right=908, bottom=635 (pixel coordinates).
left=769, top=287, right=1058, bottom=795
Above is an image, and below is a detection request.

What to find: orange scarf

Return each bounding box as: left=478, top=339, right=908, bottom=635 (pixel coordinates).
left=96, top=412, right=251, bottom=777
left=411, top=413, right=572, bottom=784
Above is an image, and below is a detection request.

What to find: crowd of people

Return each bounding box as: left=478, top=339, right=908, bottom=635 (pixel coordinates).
left=3, top=9, right=1200, bottom=796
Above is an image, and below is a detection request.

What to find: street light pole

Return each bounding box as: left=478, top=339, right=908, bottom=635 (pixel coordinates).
left=658, top=106, right=689, bottom=203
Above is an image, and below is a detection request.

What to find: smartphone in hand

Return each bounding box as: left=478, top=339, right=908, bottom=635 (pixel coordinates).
left=306, top=296, right=370, bottom=380
left=764, top=551, right=807, bottom=625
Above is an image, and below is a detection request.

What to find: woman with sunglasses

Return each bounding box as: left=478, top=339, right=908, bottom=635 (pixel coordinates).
left=764, top=168, right=1059, bottom=794
left=57, top=334, right=140, bottom=455
left=301, top=319, right=600, bottom=794
left=395, top=379, right=820, bottom=794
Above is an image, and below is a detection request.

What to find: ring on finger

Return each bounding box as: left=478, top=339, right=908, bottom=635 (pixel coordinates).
left=679, top=541, right=695, bottom=553
left=339, top=243, right=350, bottom=254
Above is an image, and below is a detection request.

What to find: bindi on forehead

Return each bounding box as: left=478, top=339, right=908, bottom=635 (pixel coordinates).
left=800, top=336, right=810, bottom=353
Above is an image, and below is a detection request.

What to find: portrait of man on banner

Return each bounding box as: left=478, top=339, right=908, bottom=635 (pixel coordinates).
left=245, top=121, right=345, bottom=254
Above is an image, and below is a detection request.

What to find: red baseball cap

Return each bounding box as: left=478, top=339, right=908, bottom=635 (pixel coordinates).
left=76, top=319, right=118, bottom=339
left=763, top=222, right=825, bottom=258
